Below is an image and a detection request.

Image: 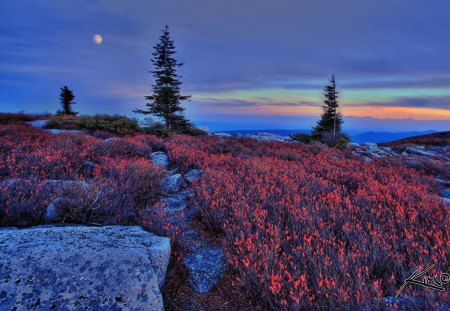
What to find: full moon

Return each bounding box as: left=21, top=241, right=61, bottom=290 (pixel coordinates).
left=93, top=34, right=103, bottom=45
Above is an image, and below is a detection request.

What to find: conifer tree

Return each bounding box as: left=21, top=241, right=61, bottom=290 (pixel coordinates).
left=57, top=85, right=77, bottom=115
left=135, top=25, right=191, bottom=131
left=311, top=74, right=344, bottom=143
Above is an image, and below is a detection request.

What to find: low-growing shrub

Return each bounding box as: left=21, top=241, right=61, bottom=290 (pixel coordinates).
left=45, top=114, right=140, bottom=135
left=166, top=135, right=448, bottom=310
left=0, top=124, right=165, bottom=227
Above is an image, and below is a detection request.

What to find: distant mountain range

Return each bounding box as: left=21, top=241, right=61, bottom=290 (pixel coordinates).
left=215, top=129, right=438, bottom=144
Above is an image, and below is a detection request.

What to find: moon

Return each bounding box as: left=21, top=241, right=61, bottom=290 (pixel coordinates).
left=93, top=34, right=103, bottom=45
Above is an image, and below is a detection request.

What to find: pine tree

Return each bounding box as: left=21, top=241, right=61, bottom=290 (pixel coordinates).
left=311, top=74, right=344, bottom=144
left=57, top=85, right=77, bottom=115
left=135, top=25, right=191, bottom=131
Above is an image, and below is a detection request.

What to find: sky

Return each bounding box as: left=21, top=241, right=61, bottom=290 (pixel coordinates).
left=1, top=0, right=450, bottom=132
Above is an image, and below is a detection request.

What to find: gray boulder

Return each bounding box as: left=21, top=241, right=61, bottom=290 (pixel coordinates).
left=404, top=147, right=436, bottom=157
left=0, top=226, right=170, bottom=311
left=436, top=178, right=450, bottom=187
left=151, top=152, right=169, bottom=168
left=183, top=247, right=227, bottom=293
left=160, top=174, right=185, bottom=193
left=184, top=169, right=204, bottom=184
left=44, top=197, right=75, bottom=223
left=161, top=195, right=188, bottom=213
left=25, top=120, right=49, bottom=128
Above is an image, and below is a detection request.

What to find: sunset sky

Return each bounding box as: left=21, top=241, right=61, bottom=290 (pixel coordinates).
left=1, top=0, right=449, bottom=131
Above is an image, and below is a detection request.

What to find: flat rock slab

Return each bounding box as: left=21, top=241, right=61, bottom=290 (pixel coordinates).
left=0, top=226, right=171, bottom=311
left=183, top=247, right=227, bottom=293
left=150, top=152, right=169, bottom=168
left=160, top=174, right=185, bottom=193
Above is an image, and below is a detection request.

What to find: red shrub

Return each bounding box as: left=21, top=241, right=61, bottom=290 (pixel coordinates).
left=167, top=135, right=449, bottom=309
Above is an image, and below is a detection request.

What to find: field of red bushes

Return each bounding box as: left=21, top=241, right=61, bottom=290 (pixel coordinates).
left=1, top=121, right=448, bottom=310
left=167, top=135, right=449, bottom=310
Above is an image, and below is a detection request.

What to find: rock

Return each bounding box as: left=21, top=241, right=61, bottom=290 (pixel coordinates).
left=363, top=143, right=378, bottom=150
left=167, top=168, right=178, bottom=175
left=183, top=247, right=227, bottom=293
left=44, top=197, right=75, bottom=223
left=364, top=157, right=372, bottom=163
left=151, top=152, right=169, bottom=168
left=442, top=197, right=450, bottom=205
left=440, top=188, right=450, bottom=199
left=0, top=226, right=170, bottom=311
left=44, top=179, right=90, bottom=193
left=103, top=137, right=121, bottom=143
left=404, top=147, right=436, bottom=157
left=213, top=132, right=232, bottom=137
left=246, top=132, right=290, bottom=142
left=161, top=195, right=188, bottom=213
left=185, top=169, right=204, bottom=184
left=46, top=129, right=85, bottom=135
left=26, top=120, right=49, bottom=128
left=436, top=178, right=450, bottom=187
left=160, top=174, right=185, bottom=193
left=347, top=142, right=360, bottom=148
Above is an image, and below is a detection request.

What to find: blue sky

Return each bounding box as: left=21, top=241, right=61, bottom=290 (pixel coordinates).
left=1, top=0, right=449, bottom=132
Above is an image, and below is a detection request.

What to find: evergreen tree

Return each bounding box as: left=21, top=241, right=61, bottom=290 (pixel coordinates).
left=311, top=74, right=344, bottom=144
left=135, top=25, right=191, bottom=131
left=57, top=85, right=77, bottom=115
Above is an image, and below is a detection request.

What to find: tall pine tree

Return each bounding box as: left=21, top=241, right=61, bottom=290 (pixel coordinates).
left=311, top=74, right=344, bottom=143
left=57, top=85, right=77, bottom=115
left=135, top=25, right=191, bottom=131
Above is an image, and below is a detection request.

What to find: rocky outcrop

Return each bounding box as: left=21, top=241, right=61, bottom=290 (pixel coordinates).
left=404, top=146, right=437, bottom=157
left=0, top=226, right=170, bottom=311
left=151, top=151, right=169, bottom=168
left=183, top=247, right=227, bottom=293
left=160, top=173, right=186, bottom=193
left=161, top=194, right=188, bottom=213
left=245, top=132, right=291, bottom=142
left=44, top=197, right=76, bottom=223
left=184, top=169, right=204, bottom=184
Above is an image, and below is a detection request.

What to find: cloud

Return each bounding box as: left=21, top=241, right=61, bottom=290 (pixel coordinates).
left=353, top=96, right=450, bottom=110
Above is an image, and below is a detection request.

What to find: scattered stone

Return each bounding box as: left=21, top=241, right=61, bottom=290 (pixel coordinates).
left=212, top=132, right=232, bottom=137
left=436, top=178, right=450, bottom=187
left=183, top=247, right=227, bottom=293
left=404, top=147, right=436, bottom=157
left=162, top=195, right=188, bottom=213
left=151, top=152, right=169, bottom=168
left=185, top=169, right=204, bottom=184
left=440, top=188, right=450, bottom=199
left=103, top=137, right=121, bottom=143
left=363, top=142, right=378, bottom=150
left=167, top=168, right=179, bottom=175
left=44, top=179, right=90, bottom=193
left=160, top=174, right=185, bottom=193
left=0, top=226, right=170, bottom=311
left=44, top=197, right=75, bottom=223
left=347, top=142, right=361, bottom=148
left=26, top=120, right=49, bottom=128
left=245, top=132, right=291, bottom=142
left=46, top=129, right=85, bottom=135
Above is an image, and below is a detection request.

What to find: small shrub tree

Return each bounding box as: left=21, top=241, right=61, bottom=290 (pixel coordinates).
left=57, top=85, right=78, bottom=116
left=311, top=75, right=344, bottom=145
